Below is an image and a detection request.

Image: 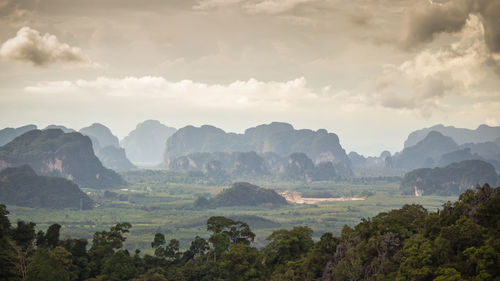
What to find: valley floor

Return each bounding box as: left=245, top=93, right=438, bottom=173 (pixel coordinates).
left=6, top=180, right=457, bottom=253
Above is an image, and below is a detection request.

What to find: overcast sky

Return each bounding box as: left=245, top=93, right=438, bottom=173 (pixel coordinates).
left=1, top=0, right=499, bottom=156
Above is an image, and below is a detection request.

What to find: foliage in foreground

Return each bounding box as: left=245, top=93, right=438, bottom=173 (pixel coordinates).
left=0, top=184, right=499, bottom=281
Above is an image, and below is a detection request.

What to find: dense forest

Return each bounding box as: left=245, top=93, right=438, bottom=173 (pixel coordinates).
left=1, top=184, right=498, bottom=281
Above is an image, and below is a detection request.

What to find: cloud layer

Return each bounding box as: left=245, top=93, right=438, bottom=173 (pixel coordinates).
left=0, top=27, right=96, bottom=67
left=25, top=76, right=323, bottom=111
left=193, top=0, right=320, bottom=14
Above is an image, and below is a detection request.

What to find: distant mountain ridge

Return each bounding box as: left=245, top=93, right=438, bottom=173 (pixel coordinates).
left=163, top=122, right=351, bottom=172
left=394, top=131, right=459, bottom=170
left=400, top=160, right=499, bottom=196
left=79, top=123, right=135, bottom=170
left=44, top=125, right=75, bottom=133
left=0, top=129, right=125, bottom=188
left=404, top=124, right=500, bottom=147
left=121, top=120, right=177, bottom=164
left=0, top=125, right=37, bottom=147
left=391, top=129, right=500, bottom=172
left=80, top=123, right=120, bottom=148
left=0, top=165, right=93, bottom=209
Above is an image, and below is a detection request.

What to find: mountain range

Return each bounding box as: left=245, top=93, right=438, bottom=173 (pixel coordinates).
left=163, top=122, right=351, bottom=175
left=404, top=124, right=500, bottom=147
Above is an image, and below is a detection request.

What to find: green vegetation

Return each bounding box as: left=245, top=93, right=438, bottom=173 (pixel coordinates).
left=0, top=184, right=498, bottom=280
left=400, top=160, right=500, bottom=196
left=0, top=165, right=93, bottom=210
left=195, top=182, right=288, bottom=208
left=6, top=176, right=457, bottom=252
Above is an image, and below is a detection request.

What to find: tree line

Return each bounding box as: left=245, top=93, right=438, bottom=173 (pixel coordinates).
left=1, top=184, right=499, bottom=280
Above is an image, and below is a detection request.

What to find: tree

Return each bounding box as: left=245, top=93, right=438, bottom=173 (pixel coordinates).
left=25, top=248, right=72, bottom=281
left=184, top=236, right=209, bottom=260
left=0, top=205, right=15, bottom=281
left=262, top=226, right=314, bottom=268
left=132, top=268, right=168, bottom=281
left=11, top=221, right=36, bottom=279
left=396, top=235, right=434, bottom=281
left=99, top=250, right=137, bottom=281
left=219, top=244, right=262, bottom=281
left=207, top=216, right=255, bottom=245
left=209, top=233, right=230, bottom=262
left=88, top=223, right=132, bottom=277
left=45, top=224, right=61, bottom=249
left=151, top=233, right=181, bottom=261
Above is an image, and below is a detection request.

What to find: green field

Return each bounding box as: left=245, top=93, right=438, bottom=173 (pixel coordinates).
left=6, top=177, right=457, bottom=254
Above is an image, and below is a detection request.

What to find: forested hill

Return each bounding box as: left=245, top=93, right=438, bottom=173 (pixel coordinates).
left=195, top=182, right=288, bottom=208
left=400, top=160, right=500, bottom=196
left=0, top=129, right=125, bottom=189
left=0, top=165, right=93, bottom=209
left=1, top=184, right=498, bottom=280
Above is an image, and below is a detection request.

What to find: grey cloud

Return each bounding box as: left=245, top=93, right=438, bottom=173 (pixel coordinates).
left=402, top=0, right=500, bottom=53
left=478, top=0, right=500, bottom=52
left=0, top=26, right=96, bottom=67
left=348, top=11, right=372, bottom=26
left=0, top=0, right=37, bottom=16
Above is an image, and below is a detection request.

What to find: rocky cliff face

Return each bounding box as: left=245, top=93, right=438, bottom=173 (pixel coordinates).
left=0, top=129, right=125, bottom=188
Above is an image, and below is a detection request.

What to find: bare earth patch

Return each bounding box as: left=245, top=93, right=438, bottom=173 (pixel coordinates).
left=277, top=190, right=365, bottom=204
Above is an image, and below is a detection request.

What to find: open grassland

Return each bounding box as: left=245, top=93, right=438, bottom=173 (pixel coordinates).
left=6, top=179, right=457, bottom=253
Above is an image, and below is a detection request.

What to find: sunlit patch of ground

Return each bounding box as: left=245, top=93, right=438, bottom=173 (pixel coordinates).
left=277, top=190, right=365, bottom=204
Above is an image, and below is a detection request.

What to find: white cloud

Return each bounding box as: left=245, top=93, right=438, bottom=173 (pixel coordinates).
left=0, top=26, right=99, bottom=67
left=25, top=76, right=325, bottom=110
left=193, top=0, right=320, bottom=14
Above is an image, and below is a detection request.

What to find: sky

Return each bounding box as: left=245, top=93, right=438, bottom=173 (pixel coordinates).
left=0, top=0, right=499, bottom=156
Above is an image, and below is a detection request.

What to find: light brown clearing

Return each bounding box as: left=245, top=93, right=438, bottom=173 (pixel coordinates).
left=277, top=190, right=365, bottom=204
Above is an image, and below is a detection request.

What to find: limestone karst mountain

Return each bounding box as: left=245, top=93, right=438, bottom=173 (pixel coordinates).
left=400, top=160, right=499, bottom=196
left=393, top=131, right=459, bottom=170
left=163, top=122, right=352, bottom=176
left=121, top=120, right=177, bottom=164
left=79, top=123, right=135, bottom=170
left=0, top=129, right=125, bottom=188
left=404, top=124, right=500, bottom=148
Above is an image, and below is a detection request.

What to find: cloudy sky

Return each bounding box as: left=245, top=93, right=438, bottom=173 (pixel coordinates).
left=1, top=0, right=499, bottom=155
